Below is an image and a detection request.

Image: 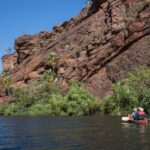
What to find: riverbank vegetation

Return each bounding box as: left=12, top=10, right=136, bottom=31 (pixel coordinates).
left=0, top=66, right=149, bottom=116
left=103, top=66, right=150, bottom=115
left=0, top=80, right=102, bottom=116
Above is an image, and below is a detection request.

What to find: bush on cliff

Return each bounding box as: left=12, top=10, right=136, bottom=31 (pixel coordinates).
left=0, top=74, right=11, bottom=89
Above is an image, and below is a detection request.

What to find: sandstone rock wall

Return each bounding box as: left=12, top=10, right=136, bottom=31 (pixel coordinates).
left=1, top=0, right=150, bottom=99
left=2, top=53, right=17, bottom=72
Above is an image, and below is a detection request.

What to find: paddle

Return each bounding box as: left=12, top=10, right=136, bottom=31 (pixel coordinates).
left=122, top=117, right=130, bottom=121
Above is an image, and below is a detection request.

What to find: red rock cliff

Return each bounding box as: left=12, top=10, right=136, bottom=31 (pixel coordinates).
left=1, top=0, right=150, bottom=99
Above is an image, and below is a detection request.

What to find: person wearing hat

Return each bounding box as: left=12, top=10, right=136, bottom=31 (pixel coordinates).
left=137, top=107, right=147, bottom=120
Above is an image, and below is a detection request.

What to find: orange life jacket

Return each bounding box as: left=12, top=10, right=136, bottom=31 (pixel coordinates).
left=138, top=111, right=146, bottom=120
left=138, top=111, right=145, bottom=115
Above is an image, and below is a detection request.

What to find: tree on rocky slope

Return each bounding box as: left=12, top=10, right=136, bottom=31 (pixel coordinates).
left=84, top=0, right=92, bottom=5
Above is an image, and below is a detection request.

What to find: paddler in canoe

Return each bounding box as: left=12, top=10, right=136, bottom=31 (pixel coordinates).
left=130, top=107, right=139, bottom=120
left=122, top=107, right=148, bottom=124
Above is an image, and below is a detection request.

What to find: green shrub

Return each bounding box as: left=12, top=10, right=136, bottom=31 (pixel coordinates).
left=0, top=105, right=8, bottom=115
left=124, top=2, right=148, bottom=25
left=62, top=80, right=102, bottom=116
left=103, top=66, right=150, bottom=115
left=47, top=52, right=59, bottom=68
left=0, top=103, right=27, bottom=116
left=43, top=69, right=57, bottom=82
left=0, top=74, right=11, bottom=89
left=28, top=103, right=52, bottom=116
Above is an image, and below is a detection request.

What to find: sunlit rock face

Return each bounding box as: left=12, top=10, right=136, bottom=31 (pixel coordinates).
left=1, top=0, right=150, bottom=100
left=2, top=53, right=17, bottom=72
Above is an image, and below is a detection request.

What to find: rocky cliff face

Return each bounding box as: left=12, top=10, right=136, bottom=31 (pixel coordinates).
left=1, top=0, right=150, bottom=101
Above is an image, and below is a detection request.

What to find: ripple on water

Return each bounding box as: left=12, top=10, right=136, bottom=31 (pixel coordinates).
left=0, top=116, right=150, bottom=150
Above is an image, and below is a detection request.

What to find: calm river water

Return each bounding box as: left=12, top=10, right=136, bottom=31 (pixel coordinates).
left=0, top=116, right=150, bottom=150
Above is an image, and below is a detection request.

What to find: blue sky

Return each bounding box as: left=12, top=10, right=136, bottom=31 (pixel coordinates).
left=0, top=0, right=85, bottom=72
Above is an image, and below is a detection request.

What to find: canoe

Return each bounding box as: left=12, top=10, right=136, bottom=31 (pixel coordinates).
left=128, top=119, right=148, bottom=125
left=122, top=116, right=148, bottom=125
